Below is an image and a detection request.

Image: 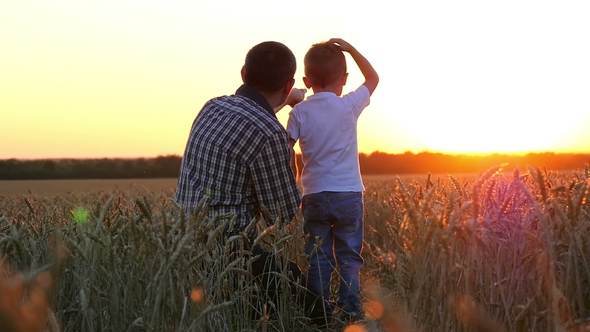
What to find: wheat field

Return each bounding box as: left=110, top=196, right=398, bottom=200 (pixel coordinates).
left=1, top=166, right=589, bottom=331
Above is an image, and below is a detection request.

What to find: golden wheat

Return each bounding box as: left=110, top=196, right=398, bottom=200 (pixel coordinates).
left=1, top=169, right=589, bottom=331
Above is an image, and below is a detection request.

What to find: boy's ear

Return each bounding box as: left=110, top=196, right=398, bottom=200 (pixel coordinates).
left=303, top=77, right=312, bottom=89
left=341, top=72, right=348, bottom=86
left=241, top=66, right=246, bottom=83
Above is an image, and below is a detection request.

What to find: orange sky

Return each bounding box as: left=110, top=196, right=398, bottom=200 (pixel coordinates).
left=1, top=1, right=589, bottom=159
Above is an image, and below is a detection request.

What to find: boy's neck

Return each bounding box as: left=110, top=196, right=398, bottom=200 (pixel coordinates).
left=310, top=83, right=343, bottom=96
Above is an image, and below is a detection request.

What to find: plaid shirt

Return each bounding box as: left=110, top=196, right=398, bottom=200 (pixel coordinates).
left=175, top=85, right=301, bottom=234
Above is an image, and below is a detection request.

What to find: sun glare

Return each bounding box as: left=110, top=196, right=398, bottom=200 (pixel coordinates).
left=1, top=1, right=589, bottom=159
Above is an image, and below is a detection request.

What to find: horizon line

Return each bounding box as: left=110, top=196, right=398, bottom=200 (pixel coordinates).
left=3, top=150, right=590, bottom=161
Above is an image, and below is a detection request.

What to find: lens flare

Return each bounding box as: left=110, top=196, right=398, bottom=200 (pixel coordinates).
left=343, top=323, right=367, bottom=332
left=190, top=287, right=204, bottom=303
left=364, top=300, right=384, bottom=320
left=71, top=207, right=90, bottom=224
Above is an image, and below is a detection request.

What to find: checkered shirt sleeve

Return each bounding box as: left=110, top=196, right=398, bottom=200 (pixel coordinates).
left=251, top=130, right=301, bottom=225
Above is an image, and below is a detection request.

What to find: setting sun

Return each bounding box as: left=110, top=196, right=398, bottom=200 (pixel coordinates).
left=1, top=1, right=589, bottom=159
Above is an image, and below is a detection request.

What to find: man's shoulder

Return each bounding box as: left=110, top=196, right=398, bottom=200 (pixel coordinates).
left=204, top=94, right=252, bottom=110
left=208, top=95, right=273, bottom=117
left=200, top=95, right=284, bottom=136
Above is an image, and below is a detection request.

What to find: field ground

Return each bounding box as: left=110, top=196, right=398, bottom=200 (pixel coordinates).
left=0, top=173, right=485, bottom=197
left=0, top=178, right=179, bottom=196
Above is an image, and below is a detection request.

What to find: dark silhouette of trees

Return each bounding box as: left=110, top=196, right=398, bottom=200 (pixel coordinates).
left=0, top=155, right=181, bottom=180
left=355, top=151, right=588, bottom=174
left=0, top=152, right=588, bottom=180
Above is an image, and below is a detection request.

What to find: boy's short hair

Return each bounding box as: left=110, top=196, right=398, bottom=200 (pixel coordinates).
left=304, top=42, right=347, bottom=88
left=244, top=41, right=296, bottom=93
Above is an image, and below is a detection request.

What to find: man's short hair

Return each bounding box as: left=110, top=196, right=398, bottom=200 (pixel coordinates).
left=304, top=42, right=346, bottom=88
left=244, top=41, right=296, bottom=93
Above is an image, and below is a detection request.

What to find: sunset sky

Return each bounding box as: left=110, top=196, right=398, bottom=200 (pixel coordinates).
left=1, top=1, right=589, bottom=159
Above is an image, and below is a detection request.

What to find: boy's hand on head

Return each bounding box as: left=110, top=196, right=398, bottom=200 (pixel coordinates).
left=328, top=37, right=379, bottom=95
left=328, top=38, right=354, bottom=53
left=286, top=88, right=307, bottom=107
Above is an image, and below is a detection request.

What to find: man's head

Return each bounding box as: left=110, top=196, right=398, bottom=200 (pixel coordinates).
left=303, top=42, right=347, bottom=90
left=242, top=41, right=296, bottom=94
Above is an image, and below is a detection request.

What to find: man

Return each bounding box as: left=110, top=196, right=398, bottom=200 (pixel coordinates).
left=175, top=41, right=328, bottom=324
left=176, top=41, right=302, bottom=238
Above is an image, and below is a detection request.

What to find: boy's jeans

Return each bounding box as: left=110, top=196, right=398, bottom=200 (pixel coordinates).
left=302, top=191, right=364, bottom=316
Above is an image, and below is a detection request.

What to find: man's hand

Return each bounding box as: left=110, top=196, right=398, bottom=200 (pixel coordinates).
left=274, top=88, right=307, bottom=113
left=286, top=88, right=307, bottom=107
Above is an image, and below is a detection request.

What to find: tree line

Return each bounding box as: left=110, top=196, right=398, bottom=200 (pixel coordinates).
left=0, top=152, right=588, bottom=180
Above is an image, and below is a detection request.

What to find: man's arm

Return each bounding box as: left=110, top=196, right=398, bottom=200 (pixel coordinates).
left=251, top=132, right=301, bottom=225
left=273, top=88, right=307, bottom=113
left=289, top=138, right=298, bottom=180
left=329, top=38, right=379, bottom=95
left=175, top=117, right=201, bottom=210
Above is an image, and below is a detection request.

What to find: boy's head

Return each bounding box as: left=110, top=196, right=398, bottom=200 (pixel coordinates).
left=303, top=42, right=347, bottom=90
left=242, top=41, right=296, bottom=94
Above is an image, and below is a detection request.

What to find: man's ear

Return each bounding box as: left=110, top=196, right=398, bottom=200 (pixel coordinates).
left=341, top=72, right=348, bottom=86
left=303, top=77, right=312, bottom=89
left=241, top=66, right=246, bottom=83
left=283, top=78, right=295, bottom=95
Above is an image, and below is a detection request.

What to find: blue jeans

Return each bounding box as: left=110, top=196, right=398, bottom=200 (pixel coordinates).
left=302, top=191, right=364, bottom=315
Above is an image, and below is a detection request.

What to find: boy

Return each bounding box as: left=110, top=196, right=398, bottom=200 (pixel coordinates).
left=286, top=38, right=379, bottom=324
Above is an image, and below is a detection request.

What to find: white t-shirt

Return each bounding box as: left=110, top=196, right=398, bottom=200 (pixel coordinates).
left=286, top=85, right=370, bottom=196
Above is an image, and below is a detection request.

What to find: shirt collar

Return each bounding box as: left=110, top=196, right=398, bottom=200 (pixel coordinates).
left=235, top=85, right=276, bottom=118
left=307, top=91, right=337, bottom=99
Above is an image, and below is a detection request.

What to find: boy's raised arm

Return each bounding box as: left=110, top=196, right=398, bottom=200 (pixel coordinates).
left=329, top=38, right=379, bottom=95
